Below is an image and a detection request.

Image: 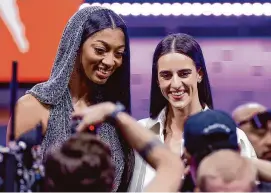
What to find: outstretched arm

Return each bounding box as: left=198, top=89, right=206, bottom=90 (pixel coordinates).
left=73, top=102, right=184, bottom=192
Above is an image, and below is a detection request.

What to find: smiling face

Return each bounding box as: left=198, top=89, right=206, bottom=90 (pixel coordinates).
left=157, top=52, right=202, bottom=110
left=80, top=28, right=125, bottom=84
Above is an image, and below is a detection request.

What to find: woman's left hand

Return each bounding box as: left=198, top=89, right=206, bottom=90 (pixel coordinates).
left=72, top=102, right=116, bottom=132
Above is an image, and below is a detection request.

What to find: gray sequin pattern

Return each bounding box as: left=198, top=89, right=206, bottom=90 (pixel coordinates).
left=26, top=6, right=127, bottom=191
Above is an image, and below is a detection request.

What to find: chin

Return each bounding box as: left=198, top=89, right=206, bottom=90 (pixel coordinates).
left=169, top=100, right=190, bottom=109
left=93, top=79, right=108, bottom=85
left=88, top=76, right=108, bottom=85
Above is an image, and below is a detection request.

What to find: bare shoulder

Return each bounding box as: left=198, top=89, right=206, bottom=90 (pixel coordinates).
left=6, top=94, right=50, bottom=142
left=16, top=94, right=50, bottom=125
left=16, top=94, right=35, bottom=107
left=16, top=94, right=50, bottom=118
left=17, top=94, right=46, bottom=110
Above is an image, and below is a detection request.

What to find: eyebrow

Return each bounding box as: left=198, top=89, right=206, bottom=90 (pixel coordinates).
left=179, top=69, right=192, bottom=73
left=159, top=69, right=192, bottom=74
left=95, top=40, right=125, bottom=49
left=159, top=71, right=170, bottom=76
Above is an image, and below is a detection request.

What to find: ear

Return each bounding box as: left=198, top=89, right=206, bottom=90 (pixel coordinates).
left=197, top=68, right=203, bottom=83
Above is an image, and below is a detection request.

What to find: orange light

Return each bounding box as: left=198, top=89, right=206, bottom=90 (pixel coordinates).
left=89, top=125, right=95, bottom=131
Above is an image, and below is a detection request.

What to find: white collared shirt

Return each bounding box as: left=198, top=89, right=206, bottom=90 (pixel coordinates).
left=138, top=107, right=257, bottom=188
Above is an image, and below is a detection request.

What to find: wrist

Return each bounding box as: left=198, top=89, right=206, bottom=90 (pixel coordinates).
left=106, top=102, right=126, bottom=121
left=104, top=102, right=116, bottom=116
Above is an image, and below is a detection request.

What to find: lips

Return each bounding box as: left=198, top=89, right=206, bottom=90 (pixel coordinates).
left=169, top=90, right=186, bottom=100
left=95, top=66, right=112, bottom=79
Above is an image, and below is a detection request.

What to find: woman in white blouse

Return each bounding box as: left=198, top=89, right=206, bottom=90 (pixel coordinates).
left=129, top=33, right=256, bottom=192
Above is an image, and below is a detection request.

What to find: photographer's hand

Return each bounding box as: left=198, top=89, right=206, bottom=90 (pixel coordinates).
left=72, top=102, right=116, bottom=132
left=72, top=102, right=184, bottom=192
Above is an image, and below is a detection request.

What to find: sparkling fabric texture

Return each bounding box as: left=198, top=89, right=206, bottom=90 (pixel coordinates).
left=26, top=6, right=134, bottom=191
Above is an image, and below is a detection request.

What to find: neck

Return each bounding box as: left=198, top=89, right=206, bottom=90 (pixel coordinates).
left=166, top=98, right=203, bottom=134
left=69, top=64, right=92, bottom=106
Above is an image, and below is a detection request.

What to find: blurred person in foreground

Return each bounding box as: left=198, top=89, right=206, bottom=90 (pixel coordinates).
left=45, top=102, right=185, bottom=192
left=232, top=102, right=271, bottom=191
left=232, top=103, right=271, bottom=161
left=183, top=109, right=245, bottom=184
left=45, top=133, right=115, bottom=192
left=196, top=149, right=271, bottom=192
left=196, top=149, right=257, bottom=192
left=184, top=109, right=271, bottom=192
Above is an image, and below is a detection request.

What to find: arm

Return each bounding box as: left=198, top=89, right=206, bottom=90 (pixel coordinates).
left=114, top=111, right=184, bottom=192
left=250, top=158, right=271, bottom=182
left=6, top=94, right=48, bottom=144
left=74, top=102, right=184, bottom=192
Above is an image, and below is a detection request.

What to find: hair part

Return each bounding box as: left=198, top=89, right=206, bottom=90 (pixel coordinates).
left=170, top=37, right=176, bottom=52
left=108, top=14, right=116, bottom=28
